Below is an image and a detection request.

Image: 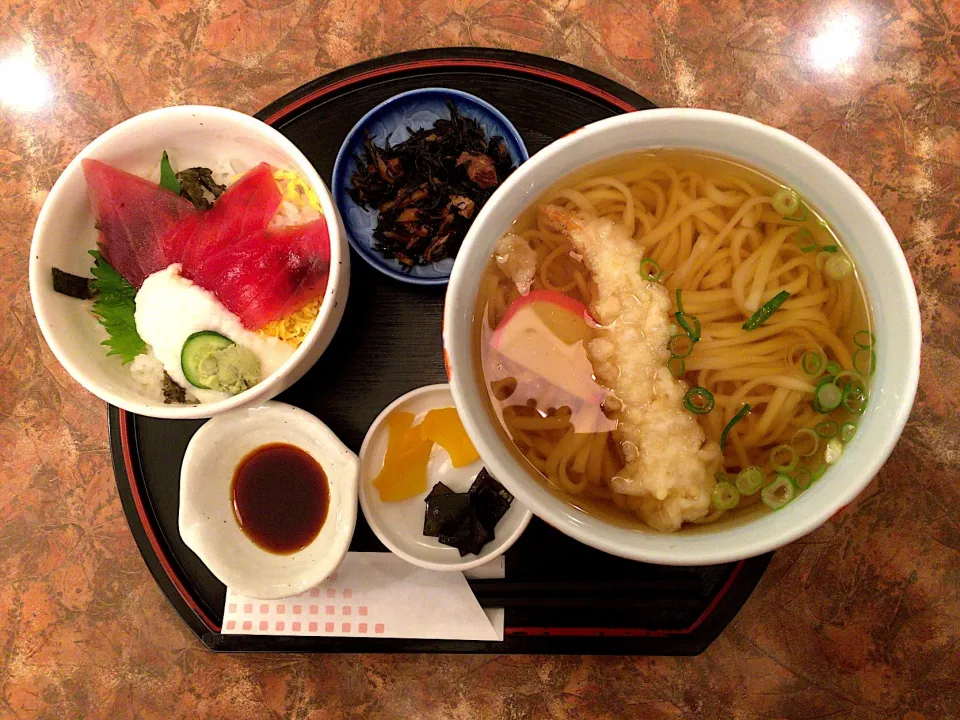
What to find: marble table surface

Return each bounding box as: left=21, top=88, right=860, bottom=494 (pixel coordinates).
left=0, top=1, right=957, bottom=718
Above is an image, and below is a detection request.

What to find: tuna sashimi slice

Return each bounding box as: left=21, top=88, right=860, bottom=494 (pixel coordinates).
left=195, top=217, right=332, bottom=330
left=178, top=162, right=282, bottom=277
left=82, top=159, right=198, bottom=288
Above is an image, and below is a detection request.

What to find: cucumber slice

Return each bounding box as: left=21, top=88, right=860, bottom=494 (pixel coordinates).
left=181, top=331, right=235, bottom=389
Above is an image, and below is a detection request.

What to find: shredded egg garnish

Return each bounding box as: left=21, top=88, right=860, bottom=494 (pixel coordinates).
left=273, top=169, right=323, bottom=212
left=255, top=169, right=326, bottom=348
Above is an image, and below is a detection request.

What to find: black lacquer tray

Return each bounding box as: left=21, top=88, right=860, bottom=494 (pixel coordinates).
left=110, top=47, right=772, bottom=655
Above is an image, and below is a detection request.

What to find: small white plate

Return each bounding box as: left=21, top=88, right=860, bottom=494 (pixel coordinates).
left=359, top=384, right=531, bottom=572
left=179, top=401, right=359, bottom=599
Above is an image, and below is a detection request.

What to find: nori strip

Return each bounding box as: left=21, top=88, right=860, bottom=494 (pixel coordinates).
left=51, top=268, right=95, bottom=300
left=423, top=491, right=470, bottom=537
left=176, top=167, right=226, bottom=210
left=469, top=468, right=514, bottom=532
left=425, top=481, right=454, bottom=502
left=439, top=509, right=493, bottom=557
left=162, top=372, right=187, bottom=404
left=422, top=469, right=514, bottom=556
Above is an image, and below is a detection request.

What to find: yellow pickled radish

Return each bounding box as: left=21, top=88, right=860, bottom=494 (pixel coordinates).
left=418, top=407, right=479, bottom=468
left=373, top=411, right=434, bottom=502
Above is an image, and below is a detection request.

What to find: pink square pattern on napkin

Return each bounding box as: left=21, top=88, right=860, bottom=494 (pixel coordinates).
left=223, top=585, right=374, bottom=638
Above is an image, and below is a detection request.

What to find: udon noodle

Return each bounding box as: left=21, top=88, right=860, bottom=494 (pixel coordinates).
left=476, top=150, right=872, bottom=531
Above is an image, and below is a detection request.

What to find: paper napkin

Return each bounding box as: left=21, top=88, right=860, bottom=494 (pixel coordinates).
left=222, top=552, right=504, bottom=641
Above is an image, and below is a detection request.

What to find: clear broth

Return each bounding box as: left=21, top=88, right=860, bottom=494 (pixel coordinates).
left=473, top=150, right=872, bottom=532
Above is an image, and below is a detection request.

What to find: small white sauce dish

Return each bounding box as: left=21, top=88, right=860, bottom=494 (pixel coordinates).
left=358, top=384, right=532, bottom=572
left=179, top=401, right=359, bottom=599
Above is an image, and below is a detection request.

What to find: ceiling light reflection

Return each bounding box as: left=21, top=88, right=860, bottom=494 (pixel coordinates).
left=809, top=14, right=862, bottom=72
left=0, top=46, right=53, bottom=112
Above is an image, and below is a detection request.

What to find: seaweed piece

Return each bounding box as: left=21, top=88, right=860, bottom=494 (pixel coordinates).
left=421, top=468, right=514, bottom=556
left=348, top=100, right=517, bottom=270
left=176, top=167, right=227, bottom=210
left=51, top=268, right=95, bottom=300
left=468, top=468, right=514, bottom=532
left=162, top=372, right=187, bottom=404
left=425, top=481, right=454, bottom=501
left=424, top=491, right=471, bottom=537
left=439, top=509, right=493, bottom=557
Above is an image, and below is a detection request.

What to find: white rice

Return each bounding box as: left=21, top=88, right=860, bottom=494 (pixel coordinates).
left=129, top=353, right=167, bottom=402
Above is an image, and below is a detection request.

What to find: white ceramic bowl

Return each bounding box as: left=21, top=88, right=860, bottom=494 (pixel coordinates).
left=358, top=384, right=531, bottom=571
left=28, top=105, right=349, bottom=419
left=179, top=402, right=359, bottom=599
left=443, top=108, right=921, bottom=566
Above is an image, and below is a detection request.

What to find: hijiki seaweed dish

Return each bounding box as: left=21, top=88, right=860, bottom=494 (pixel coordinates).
left=348, top=101, right=516, bottom=269
left=52, top=153, right=331, bottom=404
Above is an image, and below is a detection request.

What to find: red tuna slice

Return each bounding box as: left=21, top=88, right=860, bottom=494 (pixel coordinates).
left=196, top=217, right=331, bottom=330
left=178, top=162, right=282, bottom=277
left=82, top=159, right=198, bottom=288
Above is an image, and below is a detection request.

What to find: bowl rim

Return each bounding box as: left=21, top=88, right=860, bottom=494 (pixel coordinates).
left=357, top=382, right=533, bottom=571
left=330, top=87, right=530, bottom=286
left=28, top=104, right=344, bottom=420
left=443, top=107, right=922, bottom=565
left=178, top=401, right=359, bottom=599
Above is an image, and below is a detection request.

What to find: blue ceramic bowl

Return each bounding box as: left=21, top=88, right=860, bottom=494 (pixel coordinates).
left=332, top=88, right=529, bottom=285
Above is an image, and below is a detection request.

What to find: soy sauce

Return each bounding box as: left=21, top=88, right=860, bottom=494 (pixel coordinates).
left=231, top=443, right=329, bottom=555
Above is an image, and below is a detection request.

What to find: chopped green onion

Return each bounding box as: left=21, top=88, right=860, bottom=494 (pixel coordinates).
left=842, top=384, right=869, bottom=415
left=159, top=151, right=181, bottom=194
left=801, top=351, right=824, bottom=375
left=825, top=361, right=841, bottom=375
left=792, top=428, right=820, bottom=458
left=675, top=312, right=701, bottom=342
left=824, top=254, right=853, bottom=280
left=713, top=482, right=741, bottom=510
left=784, top=204, right=809, bottom=223
left=821, top=245, right=839, bottom=253
left=683, top=387, right=715, bottom=415
left=735, top=466, right=765, bottom=495
left=762, top=474, right=797, bottom=510
left=675, top=288, right=685, bottom=314
left=824, top=438, right=844, bottom=464
left=814, top=381, right=842, bottom=413
left=811, top=463, right=828, bottom=480
left=772, top=188, right=801, bottom=217
left=853, top=347, right=876, bottom=376
left=853, top=330, right=875, bottom=348
left=815, top=374, right=837, bottom=394
left=840, top=422, right=857, bottom=442
left=833, top=370, right=866, bottom=390
left=668, top=356, right=686, bottom=378
left=793, top=467, right=813, bottom=490
left=742, top=290, right=791, bottom=331
left=769, top=444, right=798, bottom=473
left=796, top=228, right=818, bottom=253
left=669, top=334, right=695, bottom=358
left=720, top=403, right=751, bottom=450
left=815, top=420, right=838, bottom=438
left=639, top=257, right=662, bottom=281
